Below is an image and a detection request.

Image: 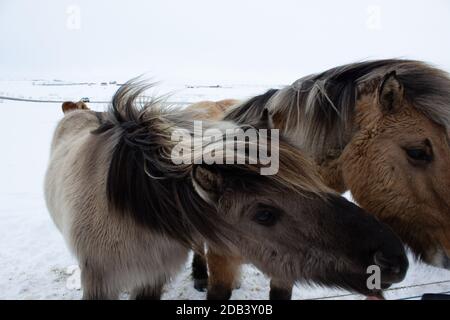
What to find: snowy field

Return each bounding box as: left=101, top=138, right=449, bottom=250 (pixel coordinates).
left=1, top=80, right=450, bottom=300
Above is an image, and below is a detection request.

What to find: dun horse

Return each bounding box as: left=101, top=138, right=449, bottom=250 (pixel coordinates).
left=189, top=59, right=450, bottom=299
left=45, top=80, right=408, bottom=299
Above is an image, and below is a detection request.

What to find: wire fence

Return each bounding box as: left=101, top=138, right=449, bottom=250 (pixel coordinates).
left=0, top=95, right=192, bottom=106
left=311, top=279, right=450, bottom=300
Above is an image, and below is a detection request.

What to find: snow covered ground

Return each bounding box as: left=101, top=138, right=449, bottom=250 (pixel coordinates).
left=1, top=80, right=449, bottom=300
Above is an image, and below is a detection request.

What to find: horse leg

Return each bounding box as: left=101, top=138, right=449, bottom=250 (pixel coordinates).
left=131, top=280, right=165, bottom=300
left=192, top=251, right=209, bottom=292
left=81, top=263, right=118, bottom=300
left=269, top=278, right=293, bottom=300
left=206, top=250, right=241, bottom=300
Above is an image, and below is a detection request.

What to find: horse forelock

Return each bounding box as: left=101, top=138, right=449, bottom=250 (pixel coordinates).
left=397, top=63, right=450, bottom=132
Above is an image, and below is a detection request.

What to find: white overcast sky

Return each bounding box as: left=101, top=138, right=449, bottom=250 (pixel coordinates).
left=1, top=0, right=449, bottom=83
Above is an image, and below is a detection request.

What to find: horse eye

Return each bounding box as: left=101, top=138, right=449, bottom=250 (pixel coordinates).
left=253, top=209, right=278, bottom=226
left=405, top=148, right=432, bottom=163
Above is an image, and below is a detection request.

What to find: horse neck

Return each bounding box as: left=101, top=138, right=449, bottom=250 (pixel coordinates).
left=277, top=79, right=382, bottom=163
left=262, top=84, right=366, bottom=194
left=277, top=119, right=356, bottom=165
left=288, top=82, right=380, bottom=193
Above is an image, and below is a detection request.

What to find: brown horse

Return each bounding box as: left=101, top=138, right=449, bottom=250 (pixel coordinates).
left=45, top=80, right=408, bottom=299
left=189, top=59, right=450, bottom=299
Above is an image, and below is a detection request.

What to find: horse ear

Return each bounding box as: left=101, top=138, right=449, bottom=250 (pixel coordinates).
left=378, top=71, right=404, bottom=113
left=76, top=101, right=90, bottom=110
left=62, top=101, right=90, bottom=114
left=62, top=101, right=78, bottom=114
left=192, top=165, right=224, bottom=205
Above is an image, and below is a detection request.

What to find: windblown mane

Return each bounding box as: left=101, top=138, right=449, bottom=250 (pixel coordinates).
left=92, top=80, right=331, bottom=248
left=225, top=59, right=450, bottom=158
left=93, top=81, right=222, bottom=247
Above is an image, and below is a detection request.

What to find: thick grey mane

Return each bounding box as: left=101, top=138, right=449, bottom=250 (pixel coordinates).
left=226, top=59, right=450, bottom=158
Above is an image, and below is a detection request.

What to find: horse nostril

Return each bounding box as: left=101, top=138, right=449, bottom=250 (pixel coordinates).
left=373, top=251, right=401, bottom=275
